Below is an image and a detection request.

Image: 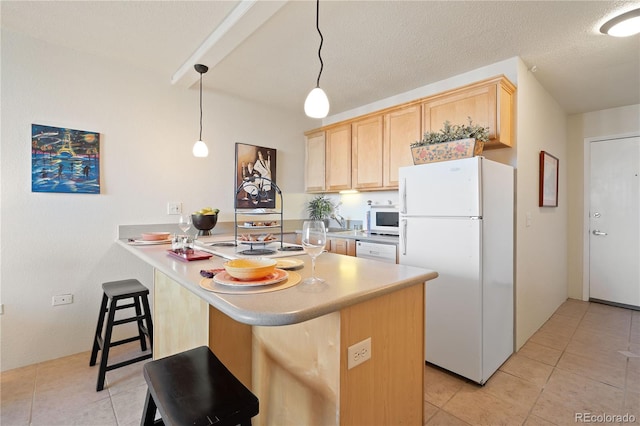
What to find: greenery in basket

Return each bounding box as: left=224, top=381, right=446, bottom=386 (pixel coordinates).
left=410, top=117, right=489, bottom=148
left=307, top=195, right=335, bottom=220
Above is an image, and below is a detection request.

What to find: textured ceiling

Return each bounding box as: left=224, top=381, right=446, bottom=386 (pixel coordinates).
left=2, top=0, right=639, bottom=116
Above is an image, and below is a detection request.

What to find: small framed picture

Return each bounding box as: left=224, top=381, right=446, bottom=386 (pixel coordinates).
left=234, top=143, right=277, bottom=209
left=539, top=151, right=559, bottom=207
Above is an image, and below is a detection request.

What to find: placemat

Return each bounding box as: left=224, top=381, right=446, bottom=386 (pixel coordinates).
left=199, top=271, right=301, bottom=294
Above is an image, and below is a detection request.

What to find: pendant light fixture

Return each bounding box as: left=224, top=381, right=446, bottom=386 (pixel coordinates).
left=192, top=64, right=209, bottom=157
left=304, top=0, right=330, bottom=119
left=600, top=8, right=640, bottom=37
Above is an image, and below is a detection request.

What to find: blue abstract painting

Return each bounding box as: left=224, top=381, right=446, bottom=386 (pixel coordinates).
left=31, top=124, right=100, bottom=194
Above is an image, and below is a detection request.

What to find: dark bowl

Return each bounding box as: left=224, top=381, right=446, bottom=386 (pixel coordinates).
left=191, top=214, right=218, bottom=236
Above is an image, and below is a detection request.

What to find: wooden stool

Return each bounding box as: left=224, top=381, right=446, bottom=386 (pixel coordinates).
left=141, top=346, right=259, bottom=426
left=89, top=279, right=153, bottom=391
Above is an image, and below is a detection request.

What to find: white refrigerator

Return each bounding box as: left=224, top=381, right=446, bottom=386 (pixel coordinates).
left=399, top=157, right=514, bottom=384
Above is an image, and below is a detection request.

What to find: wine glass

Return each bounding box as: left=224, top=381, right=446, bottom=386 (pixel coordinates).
left=301, top=220, right=327, bottom=285
left=178, top=214, right=192, bottom=233
left=178, top=214, right=193, bottom=248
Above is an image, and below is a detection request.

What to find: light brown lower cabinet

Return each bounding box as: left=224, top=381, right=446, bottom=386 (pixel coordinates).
left=328, top=237, right=356, bottom=256
left=296, top=234, right=356, bottom=257
left=153, top=269, right=424, bottom=425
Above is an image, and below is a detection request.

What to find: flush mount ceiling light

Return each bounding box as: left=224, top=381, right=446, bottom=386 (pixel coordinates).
left=304, top=0, right=330, bottom=119
left=192, top=64, right=209, bottom=158
left=600, top=8, right=640, bottom=37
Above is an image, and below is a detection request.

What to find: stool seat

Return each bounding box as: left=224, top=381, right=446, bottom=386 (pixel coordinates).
left=141, top=346, right=259, bottom=426
left=90, top=279, right=153, bottom=391
left=102, top=279, right=150, bottom=298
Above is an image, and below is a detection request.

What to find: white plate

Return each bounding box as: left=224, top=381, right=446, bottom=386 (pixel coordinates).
left=275, top=258, right=305, bottom=270
left=129, top=238, right=172, bottom=245
left=213, top=268, right=288, bottom=287
left=200, top=271, right=301, bottom=294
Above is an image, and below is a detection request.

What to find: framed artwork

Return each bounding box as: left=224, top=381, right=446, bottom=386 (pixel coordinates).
left=31, top=124, right=100, bottom=194
left=539, top=151, right=559, bottom=207
left=234, top=143, right=277, bottom=209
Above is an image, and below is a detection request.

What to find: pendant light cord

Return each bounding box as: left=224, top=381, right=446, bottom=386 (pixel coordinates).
left=315, top=0, right=324, bottom=88
left=199, top=71, right=203, bottom=141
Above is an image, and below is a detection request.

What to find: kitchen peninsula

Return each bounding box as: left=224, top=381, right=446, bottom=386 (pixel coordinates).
left=117, top=238, right=437, bottom=425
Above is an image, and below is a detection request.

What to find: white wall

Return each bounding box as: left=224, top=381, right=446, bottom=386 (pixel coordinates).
left=0, top=29, right=313, bottom=371
left=513, top=59, right=569, bottom=349
left=566, top=104, right=640, bottom=299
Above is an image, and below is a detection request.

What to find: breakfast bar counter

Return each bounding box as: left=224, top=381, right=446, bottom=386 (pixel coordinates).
left=117, top=239, right=438, bottom=425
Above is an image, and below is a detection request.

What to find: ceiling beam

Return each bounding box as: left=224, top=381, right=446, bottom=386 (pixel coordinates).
left=171, top=0, right=288, bottom=88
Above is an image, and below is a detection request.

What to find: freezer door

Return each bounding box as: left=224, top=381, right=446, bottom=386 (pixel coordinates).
left=399, top=157, right=481, bottom=217
left=400, top=216, right=483, bottom=382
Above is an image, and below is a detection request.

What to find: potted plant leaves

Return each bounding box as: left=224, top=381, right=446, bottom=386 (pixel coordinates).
left=306, top=195, right=335, bottom=228
left=410, top=117, right=489, bottom=164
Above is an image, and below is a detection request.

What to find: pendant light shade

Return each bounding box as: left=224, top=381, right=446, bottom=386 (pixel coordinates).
left=192, top=140, right=208, bottom=157
left=304, top=87, right=330, bottom=118
left=193, top=64, right=209, bottom=157
left=305, top=0, right=329, bottom=118
left=600, top=8, right=640, bottom=37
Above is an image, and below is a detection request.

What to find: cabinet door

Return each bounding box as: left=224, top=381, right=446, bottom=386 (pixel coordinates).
left=327, top=237, right=355, bottom=256
left=305, top=131, right=326, bottom=192
left=352, top=115, right=384, bottom=189
left=384, top=105, right=421, bottom=188
left=421, top=77, right=514, bottom=149
left=326, top=124, right=352, bottom=191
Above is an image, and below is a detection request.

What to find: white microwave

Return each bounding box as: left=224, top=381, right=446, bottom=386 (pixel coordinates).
left=369, top=206, right=399, bottom=235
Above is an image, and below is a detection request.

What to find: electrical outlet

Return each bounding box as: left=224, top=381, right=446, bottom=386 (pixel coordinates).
left=52, top=294, right=73, bottom=306
left=167, top=202, right=182, bottom=215
left=347, top=337, right=371, bottom=369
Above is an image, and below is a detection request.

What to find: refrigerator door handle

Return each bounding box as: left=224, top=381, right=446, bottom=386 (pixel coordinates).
left=400, top=178, right=407, bottom=214
left=401, top=219, right=407, bottom=255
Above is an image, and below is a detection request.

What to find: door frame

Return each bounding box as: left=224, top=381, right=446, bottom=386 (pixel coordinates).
left=582, top=131, right=640, bottom=301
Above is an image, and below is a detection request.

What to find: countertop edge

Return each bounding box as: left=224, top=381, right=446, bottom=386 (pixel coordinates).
left=116, top=239, right=437, bottom=326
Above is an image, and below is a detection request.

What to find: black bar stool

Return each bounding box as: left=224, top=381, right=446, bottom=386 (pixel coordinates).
left=89, top=279, right=153, bottom=391
left=141, top=346, right=259, bottom=426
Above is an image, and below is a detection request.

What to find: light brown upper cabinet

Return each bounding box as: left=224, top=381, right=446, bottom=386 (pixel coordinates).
left=352, top=115, right=384, bottom=190
left=383, top=104, right=421, bottom=187
left=304, top=75, right=516, bottom=192
left=325, top=124, right=352, bottom=191
left=305, top=131, right=326, bottom=192
left=421, top=76, right=516, bottom=149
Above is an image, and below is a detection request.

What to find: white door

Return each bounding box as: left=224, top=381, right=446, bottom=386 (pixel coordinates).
left=589, top=136, right=640, bottom=307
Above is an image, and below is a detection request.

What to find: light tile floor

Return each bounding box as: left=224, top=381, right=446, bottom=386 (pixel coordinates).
left=424, top=300, right=640, bottom=426
left=1, top=299, right=639, bottom=426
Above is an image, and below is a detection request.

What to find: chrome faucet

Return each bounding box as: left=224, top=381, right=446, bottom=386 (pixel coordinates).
left=331, top=212, right=345, bottom=229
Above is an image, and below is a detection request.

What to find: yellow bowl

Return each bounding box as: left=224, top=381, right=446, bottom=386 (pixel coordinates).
left=224, top=258, right=277, bottom=281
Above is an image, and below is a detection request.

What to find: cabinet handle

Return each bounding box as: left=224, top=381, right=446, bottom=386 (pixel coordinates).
left=592, top=230, right=607, bottom=236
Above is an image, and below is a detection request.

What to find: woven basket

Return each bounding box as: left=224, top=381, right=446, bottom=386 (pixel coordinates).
left=411, top=138, right=484, bottom=165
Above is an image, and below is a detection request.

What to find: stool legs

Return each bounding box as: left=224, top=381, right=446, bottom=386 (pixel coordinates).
left=140, top=294, right=154, bottom=350
left=141, top=390, right=158, bottom=426
left=90, top=288, right=153, bottom=392
left=89, top=293, right=109, bottom=367
left=98, top=295, right=120, bottom=391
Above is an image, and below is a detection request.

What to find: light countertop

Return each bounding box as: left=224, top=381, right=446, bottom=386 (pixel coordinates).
left=116, top=239, right=437, bottom=326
